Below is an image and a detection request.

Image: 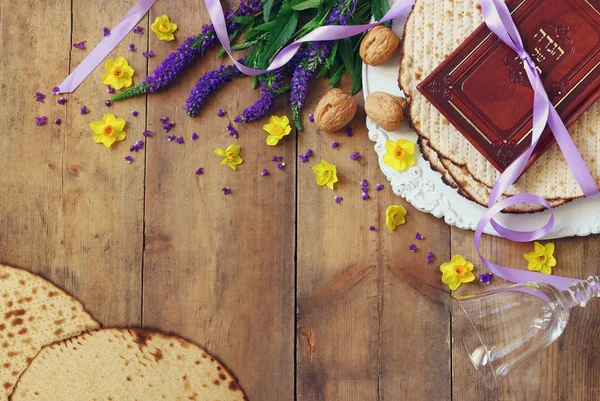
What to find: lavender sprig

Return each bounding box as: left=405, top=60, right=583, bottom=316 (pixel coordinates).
left=112, top=0, right=262, bottom=102
left=184, top=63, right=243, bottom=117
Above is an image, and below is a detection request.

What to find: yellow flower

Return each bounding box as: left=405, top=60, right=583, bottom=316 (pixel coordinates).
left=524, top=242, right=556, bottom=274
left=312, top=160, right=338, bottom=190
left=151, top=15, right=178, bottom=41
left=263, top=115, right=292, bottom=146
left=382, top=139, right=416, bottom=172
left=101, top=57, right=134, bottom=89
left=89, top=114, right=126, bottom=148
left=215, top=144, right=243, bottom=170
left=385, top=205, right=407, bottom=231
left=440, top=255, right=476, bottom=291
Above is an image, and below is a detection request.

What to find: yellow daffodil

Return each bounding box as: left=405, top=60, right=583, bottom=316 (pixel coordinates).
left=524, top=242, right=556, bottom=274
left=440, top=255, right=476, bottom=291
left=101, top=57, right=134, bottom=89
left=90, top=114, right=126, bottom=148
left=263, top=115, right=292, bottom=146
left=151, top=15, right=178, bottom=41
left=382, top=139, right=416, bottom=172
left=385, top=205, right=407, bottom=231
left=215, top=144, right=243, bottom=170
left=312, top=160, right=338, bottom=190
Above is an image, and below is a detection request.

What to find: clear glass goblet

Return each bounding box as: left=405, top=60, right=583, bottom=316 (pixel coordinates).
left=452, top=276, right=600, bottom=389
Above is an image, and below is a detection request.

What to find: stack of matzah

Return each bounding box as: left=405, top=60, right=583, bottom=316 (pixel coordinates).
left=399, top=0, right=600, bottom=212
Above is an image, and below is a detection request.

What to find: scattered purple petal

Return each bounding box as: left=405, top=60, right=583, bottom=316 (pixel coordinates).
left=54, top=118, right=62, bottom=125
left=261, top=169, right=269, bottom=176
left=35, top=92, right=46, bottom=103
left=416, top=233, right=424, bottom=240
left=130, top=140, right=144, bottom=152
left=176, top=137, right=184, bottom=144
left=308, top=114, right=314, bottom=122
left=103, top=27, right=111, bottom=37
left=299, top=155, right=308, bottom=163
left=57, top=97, right=67, bottom=105
left=376, top=184, right=384, bottom=191
left=128, top=43, right=136, bottom=51
left=218, top=109, right=226, bottom=117
left=35, top=116, right=47, bottom=126
left=80, top=106, right=88, bottom=114
left=142, top=130, right=152, bottom=137
left=163, top=121, right=175, bottom=132
left=159, top=117, right=169, bottom=124
left=107, top=85, right=115, bottom=94
left=369, top=226, right=376, bottom=231
left=222, top=187, right=231, bottom=195
left=362, top=193, right=370, bottom=201
left=124, top=156, right=133, bottom=164
left=72, top=41, right=86, bottom=50
left=426, top=252, right=435, bottom=264
left=133, top=26, right=144, bottom=35
left=345, top=127, right=354, bottom=137
left=409, top=244, right=417, bottom=251
left=195, top=167, right=204, bottom=175
left=191, top=133, right=199, bottom=141
left=105, top=100, right=112, bottom=107
left=52, top=87, right=60, bottom=95
left=272, top=156, right=283, bottom=162
left=277, top=163, right=286, bottom=170
left=227, top=123, right=238, bottom=138
left=479, top=273, right=493, bottom=285
left=166, top=135, right=176, bottom=142
left=350, top=152, right=362, bottom=161
left=331, top=141, right=339, bottom=149
left=335, top=196, right=343, bottom=204
left=233, top=116, right=241, bottom=123
left=142, top=50, right=154, bottom=58
left=306, top=149, right=313, bottom=157
left=131, top=110, right=139, bottom=117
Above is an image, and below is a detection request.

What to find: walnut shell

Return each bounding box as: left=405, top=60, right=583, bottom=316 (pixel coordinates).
left=365, top=92, right=407, bottom=132
left=314, top=88, right=358, bottom=133
left=359, top=26, right=401, bottom=66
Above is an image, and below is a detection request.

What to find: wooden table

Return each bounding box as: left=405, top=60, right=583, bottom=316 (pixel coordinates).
left=2, top=0, right=600, bottom=399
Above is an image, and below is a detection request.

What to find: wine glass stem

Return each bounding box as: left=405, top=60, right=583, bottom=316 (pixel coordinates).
left=562, top=276, right=600, bottom=308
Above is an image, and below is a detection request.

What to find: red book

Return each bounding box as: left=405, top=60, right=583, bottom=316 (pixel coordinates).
left=417, top=0, right=600, bottom=172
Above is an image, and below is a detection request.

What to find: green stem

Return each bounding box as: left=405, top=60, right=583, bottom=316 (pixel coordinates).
left=111, top=83, right=150, bottom=101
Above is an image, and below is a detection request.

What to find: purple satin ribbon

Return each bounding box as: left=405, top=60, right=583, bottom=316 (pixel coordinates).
left=55, top=0, right=157, bottom=94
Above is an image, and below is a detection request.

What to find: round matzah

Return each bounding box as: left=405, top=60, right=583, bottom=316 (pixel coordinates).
left=0, top=264, right=99, bottom=399
left=399, top=0, right=600, bottom=212
left=9, top=328, right=247, bottom=401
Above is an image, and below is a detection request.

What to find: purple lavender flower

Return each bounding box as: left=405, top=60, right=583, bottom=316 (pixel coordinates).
left=143, top=51, right=154, bottom=58
left=299, top=155, right=308, bottom=163
left=125, top=155, right=133, bottom=163
left=131, top=110, right=139, bottom=117
left=35, top=91, right=46, bottom=103
left=58, top=97, right=67, bottom=105
left=191, top=133, right=199, bottom=141
left=376, top=184, right=384, bottom=191
left=335, top=196, right=343, bottom=204
left=163, top=121, right=175, bottom=132
left=73, top=41, right=86, bottom=50
left=130, top=140, right=144, bottom=152
left=80, top=106, right=88, bottom=114
left=128, top=43, right=136, bottom=51
left=308, top=114, right=314, bottom=122
left=278, top=163, right=286, bottom=170
left=369, top=226, right=377, bottom=231
left=133, top=26, right=144, bottom=35
left=426, top=252, right=435, bottom=264
left=195, top=167, right=204, bottom=175
left=54, top=118, right=61, bottom=125
left=113, top=0, right=262, bottom=101
left=346, top=127, right=354, bottom=137
left=166, top=135, right=175, bottom=141
left=306, top=149, right=313, bottom=157
left=222, top=187, right=231, bottom=195
left=52, top=87, right=60, bottom=95
left=409, top=244, right=417, bottom=251
left=105, top=100, right=111, bottom=107
left=218, top=109, right=226, bottom=117
left=107, top=86, right=115, bottom=94
left=176, top=137, right=184, bottom=144
left=227, top=123, right=239, bottom=138
left=362, top=193, right=370, bottom=201
left=236, top=81, right=276, bottom=123
left=185, top=64, right=242, bottom=117
left=272, top=156, right=282, bottom=162
left=479, top=273, right=493, bottom=285
left=35, top=116, right=47, bottom=126
left=350, top=152, right=362, bottom=161
left=103, top=27, right=111, bottom=37
left=332, top=141, right=340, bottom=149
left=159, top=117, right=169, bottom=124
left=261, top=169, right=269, bottom=176
left=416, top=233, right=424, bottom=240
left=142, top=130, right=152, bottom=137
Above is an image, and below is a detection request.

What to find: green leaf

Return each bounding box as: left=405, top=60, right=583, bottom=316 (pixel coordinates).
left=290, top=0, right=321, bottom=11
left=338, top=38, right=355, bottom=79
left=351, top=56, right=363, bottom=95
left=370, top=0, right=390, bottom=21
left=264, top=0, right=274, bottom=22
left=252, top=76, right=260, bottom=90
left=328, top=63, right=344, bottom=88
left=259, top=11, right=299, bottom=68
left=318, top=40, right=338, bottom=78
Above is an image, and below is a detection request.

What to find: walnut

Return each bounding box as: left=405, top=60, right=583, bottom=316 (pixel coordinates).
left=314, top=88, right=358, bottom=133
left=360, top=26, right=401, bottom=66
left=365, top=92, right=407, bottom=132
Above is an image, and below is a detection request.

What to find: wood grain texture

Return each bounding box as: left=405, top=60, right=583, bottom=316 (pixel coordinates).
left=140, top=2, right=295, bottom=401
left=296, top=79, right=451, bottom=401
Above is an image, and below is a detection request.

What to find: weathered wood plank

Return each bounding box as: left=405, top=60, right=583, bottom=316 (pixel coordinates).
left=296, top=79, right=451, bottom=401
left=451, top=229, right=600, bottom=400
left=0, top=0, right=146, bottom=327
left=140, top=3, right=296, bottom=400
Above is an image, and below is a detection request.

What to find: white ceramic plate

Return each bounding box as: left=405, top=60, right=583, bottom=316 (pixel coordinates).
left=363, top=11, right=600, bottom=239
